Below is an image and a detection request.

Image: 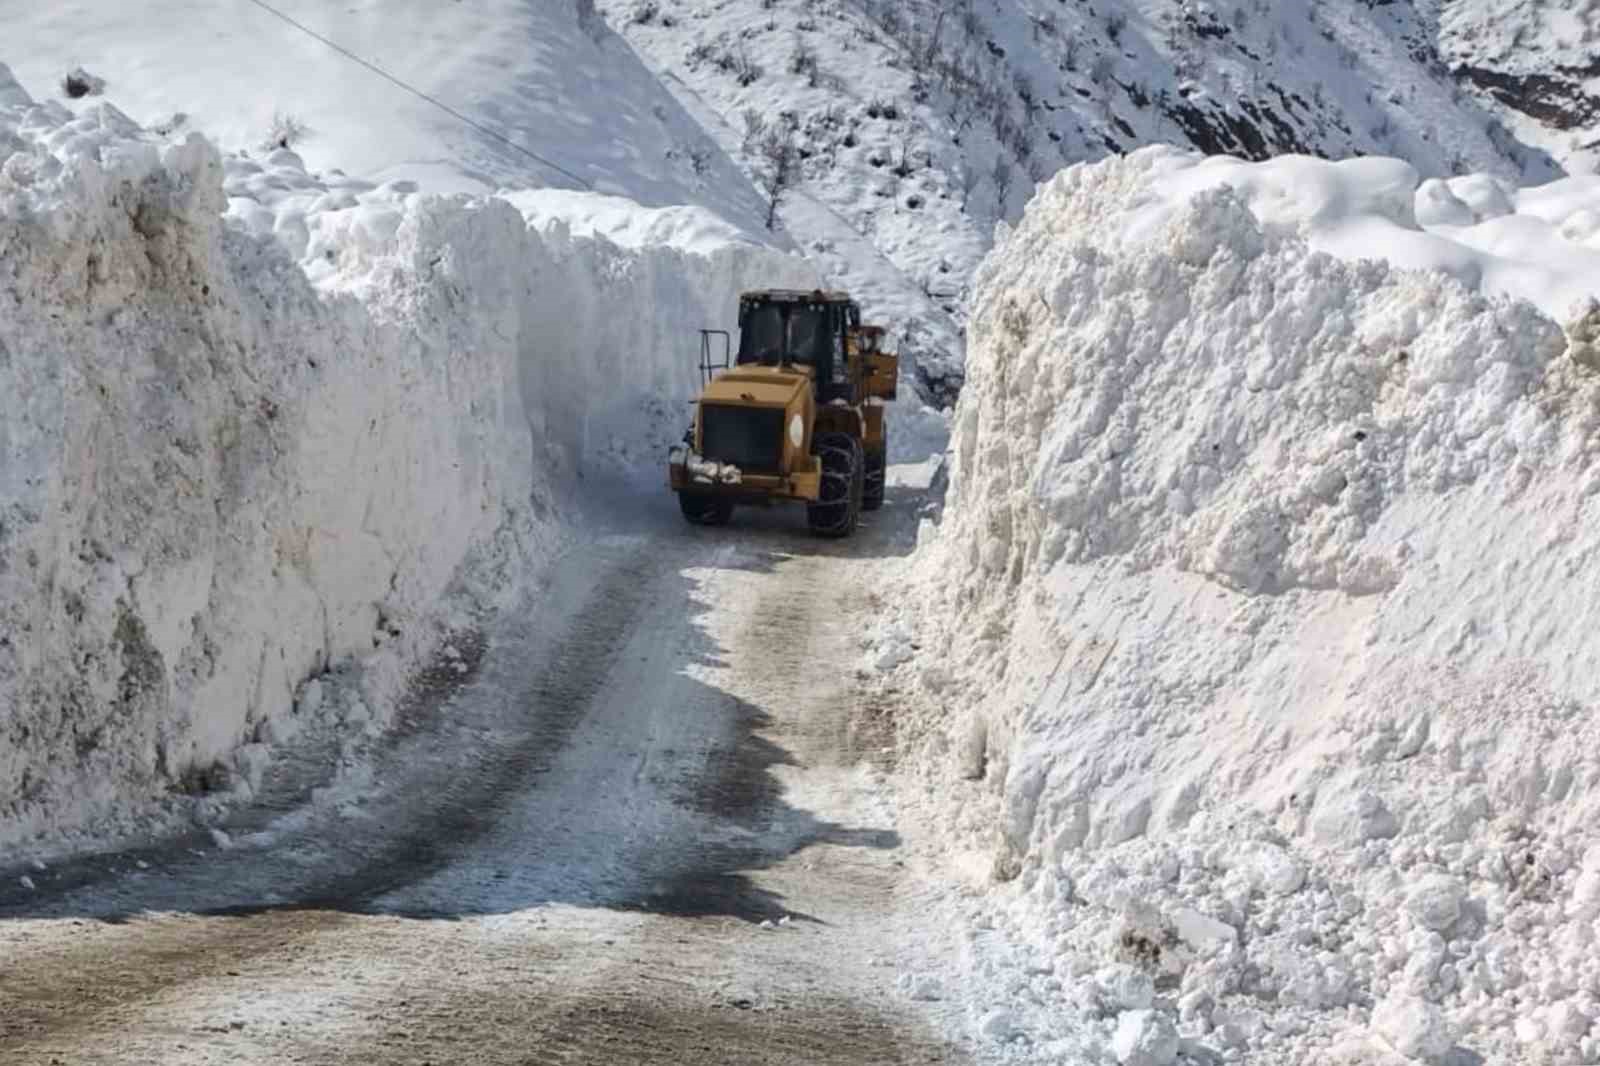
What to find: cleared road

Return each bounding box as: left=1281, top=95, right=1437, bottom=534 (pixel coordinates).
left=0, top=482, right=964, bottom=1065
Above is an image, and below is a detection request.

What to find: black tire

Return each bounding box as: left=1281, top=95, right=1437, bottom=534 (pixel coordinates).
left=679, top=491, right=734, bottom=526
left=807, top=432, right=863, bottom=538
left=862, top=439, right=886, bottom=512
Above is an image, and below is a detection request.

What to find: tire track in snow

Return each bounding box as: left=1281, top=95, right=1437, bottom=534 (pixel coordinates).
left=279, top=548, right=662, bottom=912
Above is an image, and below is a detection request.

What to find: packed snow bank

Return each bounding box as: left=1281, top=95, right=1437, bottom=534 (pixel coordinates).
left=0, top=66, right=813, bottom=851
left=500, top=189, right=762, bottom=255
left=1123, top=151, right=1600, bottom=323
left=891, top=148, right=1600, bottom=1063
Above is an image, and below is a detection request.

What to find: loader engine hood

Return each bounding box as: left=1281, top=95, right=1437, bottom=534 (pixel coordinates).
left=699, top=368, right=810, bottom=408
left=694, top=368, right=813, bottom=477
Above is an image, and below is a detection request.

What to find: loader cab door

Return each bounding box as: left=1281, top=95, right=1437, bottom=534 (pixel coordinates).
left=816, top=302, right=858, bottom=405
left=787, top=307, right=829, bottom=369
left=737, top=303, right=789, bottom=366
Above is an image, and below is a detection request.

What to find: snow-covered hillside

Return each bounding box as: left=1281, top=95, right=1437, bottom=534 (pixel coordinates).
left=0, top=53, right=813, bottom=850
left=11, top=0, right=775, bottom=238
left=879, top=148, right=1600, bottom=1063
left=597, top=0, right=1587, bottom=407
left=1437, top=0, right=1600, bottom=175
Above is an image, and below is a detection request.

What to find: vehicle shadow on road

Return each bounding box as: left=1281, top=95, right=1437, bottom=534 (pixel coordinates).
left=663, top=481, right=928, bottom=563
left=0, top=501, right=907, bottom=931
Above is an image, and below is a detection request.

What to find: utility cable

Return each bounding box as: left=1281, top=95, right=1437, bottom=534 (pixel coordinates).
left=240, top=0, right=594, bottom=190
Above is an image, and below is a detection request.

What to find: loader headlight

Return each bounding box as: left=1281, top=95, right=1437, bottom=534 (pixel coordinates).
left=788, top=414, right=804, bottom=449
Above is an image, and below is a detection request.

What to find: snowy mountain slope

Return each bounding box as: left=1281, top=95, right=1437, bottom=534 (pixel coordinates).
left=873, top=149, right=1600, bottom=1064
left=852, top=0, right=1558, bottom=177
left=597, top=0, right=1574, bottom=405
left=9, top=0, right=775, bottom=238
left=1434, top=0, right=1600, bottom=174
left=599, top=0, right=988, bottom=405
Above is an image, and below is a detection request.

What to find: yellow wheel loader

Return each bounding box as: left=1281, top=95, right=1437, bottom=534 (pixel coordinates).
left=667, top=290, right=897, bottom=537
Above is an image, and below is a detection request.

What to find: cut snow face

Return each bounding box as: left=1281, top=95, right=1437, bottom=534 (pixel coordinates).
left=891, top=148, right=1600, bottom=1063
left=0, top=62, right=813, bottom=852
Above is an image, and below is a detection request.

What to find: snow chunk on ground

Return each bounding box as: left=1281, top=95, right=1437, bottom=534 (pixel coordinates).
left=1405, top=874, right=1465, bottom=933
left=1371, top=995, right=1454, bottom=1063
left=978, top=1007, right=1019, bottom=1043
left=1111, top=1009, right=1179, bottom=1066
left=1097, top=964, right=1156, bottom=1011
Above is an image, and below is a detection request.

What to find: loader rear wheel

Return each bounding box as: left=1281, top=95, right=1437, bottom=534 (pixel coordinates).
left=862, top=439, right=886, bottom=512
left=807, top=432, right=862, bottom=538
left=679, top=492, right=734, bottom=526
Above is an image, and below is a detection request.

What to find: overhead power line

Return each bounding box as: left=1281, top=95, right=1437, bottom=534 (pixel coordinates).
left=240, top=0, right=594, bottom=190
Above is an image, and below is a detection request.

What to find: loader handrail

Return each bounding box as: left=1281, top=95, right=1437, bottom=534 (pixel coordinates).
left=699, top=330, right=731, bottom=386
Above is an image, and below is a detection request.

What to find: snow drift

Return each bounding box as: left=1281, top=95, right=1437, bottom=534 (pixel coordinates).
left=0, top=66, right=812, bottom=851
left=897, top=147, right=1600, bottom=1063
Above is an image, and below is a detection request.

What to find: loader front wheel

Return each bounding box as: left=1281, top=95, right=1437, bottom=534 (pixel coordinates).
left=807, top=432, right=862, bottom=538
left=679, top=492, right=734, bottom=526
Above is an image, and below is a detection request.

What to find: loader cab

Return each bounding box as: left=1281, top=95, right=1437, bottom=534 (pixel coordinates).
left=735, top=291, right=861, bottom=404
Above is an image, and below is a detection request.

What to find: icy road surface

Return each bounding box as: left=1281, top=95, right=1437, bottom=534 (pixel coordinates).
left=0, top=481, right=964, bottom=1065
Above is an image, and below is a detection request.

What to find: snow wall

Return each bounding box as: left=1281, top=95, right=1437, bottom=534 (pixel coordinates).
left=901, top=147, right=1600, bottom=1063
left=0, top=69, right=813, bottom=851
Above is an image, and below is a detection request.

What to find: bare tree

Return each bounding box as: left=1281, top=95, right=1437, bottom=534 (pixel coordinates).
left=741, top=108, right=766, bottom=153
left=264, top=111, right=310, bottom=151
left=758, top=128, right=798, bottom=230
left=790, top=38, right=820, bottom=87
left=1014, top=71, right=1038, bottom=125
left=892, top=126, right=918, bottom=178
left=574, top=0, right=603, bottom=40
left=922, top=0, right=952, bottom=65
left=685, top=140, right=713, bottom=176
left=922, top=0, right=975, bottom=65
left=960, top=164, right=982, bottom=209
left=992, top=155, right=1014, bottom=216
